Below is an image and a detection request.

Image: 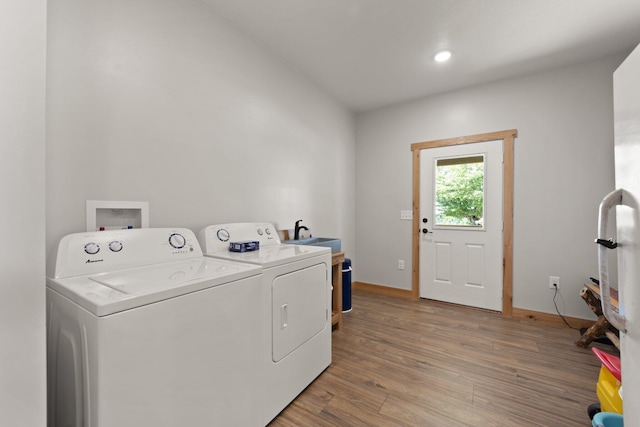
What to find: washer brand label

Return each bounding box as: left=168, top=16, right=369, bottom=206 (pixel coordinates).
left=86, top=259, right=104, bottom=264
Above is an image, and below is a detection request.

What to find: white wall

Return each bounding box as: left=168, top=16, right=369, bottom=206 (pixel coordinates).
left=46, top=0, right=356, bottom=263
left=0, top=0, right=47, bottom=425
left=355, top=55, right=623, bottom=319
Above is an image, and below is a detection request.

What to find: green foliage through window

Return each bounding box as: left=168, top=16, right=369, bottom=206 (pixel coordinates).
left=435, top=156, right=484, bottom=227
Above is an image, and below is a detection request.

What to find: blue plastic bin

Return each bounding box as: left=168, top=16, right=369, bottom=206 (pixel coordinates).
left=592, top=412, right=624, bottom=427
left=342, top=258, right=352, bottom=312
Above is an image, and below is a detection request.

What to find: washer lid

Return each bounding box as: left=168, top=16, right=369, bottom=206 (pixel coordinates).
left=47, top=257, right=262, bottom=317
left=207, top=244, right=330, bottom=268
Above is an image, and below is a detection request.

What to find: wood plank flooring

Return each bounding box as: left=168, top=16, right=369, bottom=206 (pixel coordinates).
left=269, top=290, right=615, bottom=426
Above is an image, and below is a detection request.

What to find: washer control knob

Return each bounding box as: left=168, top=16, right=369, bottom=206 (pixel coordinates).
left=84, top=242, right=100, bottom=255
left=257, top=228, right=264, bottom=236
left=217, top=229, right=230, bottom=242
left=265, top=228, right=271, bottom=235
left=109, top=241, right=123, bottom=252
left=169, top=233, right=186, bottom=249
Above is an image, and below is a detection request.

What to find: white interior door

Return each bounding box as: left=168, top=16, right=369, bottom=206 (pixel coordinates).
left=613, top=42, right=640, bottom=422
left=419, top=140, right=503, bottom=311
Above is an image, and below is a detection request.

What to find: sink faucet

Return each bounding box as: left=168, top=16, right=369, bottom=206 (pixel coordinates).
left=294, top=220, right=309, bottom=240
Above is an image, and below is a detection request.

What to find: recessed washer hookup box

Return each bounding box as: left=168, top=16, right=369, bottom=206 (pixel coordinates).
left=229, top=241, right=260, bottom=253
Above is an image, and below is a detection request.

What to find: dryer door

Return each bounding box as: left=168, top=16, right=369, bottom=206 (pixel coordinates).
left=272, top=263, right=328, bottom=362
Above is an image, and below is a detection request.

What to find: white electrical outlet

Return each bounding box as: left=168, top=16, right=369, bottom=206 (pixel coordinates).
left=549, top=276, right=560, bottom=289
left=400, top=210, right=413, bottom=220
left=398, top=260, right=405, bottom=270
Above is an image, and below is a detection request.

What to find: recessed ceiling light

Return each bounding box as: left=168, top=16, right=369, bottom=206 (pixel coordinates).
left=434, top=50, right=452, bottom=62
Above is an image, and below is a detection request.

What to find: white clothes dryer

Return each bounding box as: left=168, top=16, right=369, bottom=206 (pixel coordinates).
left=46, top=228, right=264, bottom=427
left=198, top=223, right=332, bottom=425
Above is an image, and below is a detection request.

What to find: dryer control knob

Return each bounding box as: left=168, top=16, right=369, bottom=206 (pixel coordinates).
left=169, top=233, right=186, bottom=249
left=109, top=241, right=123, bottom=252
left=216, top=229, right=230, bottom=242
left=84, top=242, right=100, bottom=255
left=265, top=228, right=271, bottom=235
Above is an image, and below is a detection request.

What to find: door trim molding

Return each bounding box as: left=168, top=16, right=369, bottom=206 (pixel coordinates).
left=410, top=129, right=518, bottom=316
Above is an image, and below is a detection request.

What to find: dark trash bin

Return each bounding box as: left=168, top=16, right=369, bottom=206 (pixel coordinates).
left=342, top=258, right=352, bottom=312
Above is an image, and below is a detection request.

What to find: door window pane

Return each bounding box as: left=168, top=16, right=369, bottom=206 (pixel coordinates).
left=434, top=155, right=485, bottom=228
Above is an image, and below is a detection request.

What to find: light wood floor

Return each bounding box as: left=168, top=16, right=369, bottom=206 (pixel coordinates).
left=269, top=290, right=615, bottom=426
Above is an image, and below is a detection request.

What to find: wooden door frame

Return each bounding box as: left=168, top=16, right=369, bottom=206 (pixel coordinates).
left=411, top=129, right=517, bottom=316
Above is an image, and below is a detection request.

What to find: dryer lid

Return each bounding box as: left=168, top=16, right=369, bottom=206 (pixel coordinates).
left=208, top=243, right=330, bottom=268
left=47, top=257, right=262, bottom=317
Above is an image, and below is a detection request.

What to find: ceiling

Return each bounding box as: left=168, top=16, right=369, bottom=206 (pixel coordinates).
left=203, top=0, right=640, bottom=113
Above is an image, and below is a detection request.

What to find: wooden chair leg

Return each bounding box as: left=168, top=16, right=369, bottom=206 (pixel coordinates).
left=576, top=315, right=610, bottom=348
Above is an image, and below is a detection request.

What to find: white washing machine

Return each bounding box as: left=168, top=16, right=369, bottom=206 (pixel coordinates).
left=46, top=228, right=264, bottom=427
left=198, top=223, right=332, bottom=425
